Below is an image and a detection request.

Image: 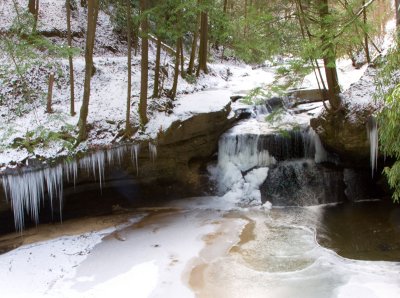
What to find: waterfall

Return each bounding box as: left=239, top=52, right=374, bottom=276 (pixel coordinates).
left=367, top=117, right=378, bottom=176
left=215, top=124, right=331, bottom=204
left=218, top=133, right=276, bottom=172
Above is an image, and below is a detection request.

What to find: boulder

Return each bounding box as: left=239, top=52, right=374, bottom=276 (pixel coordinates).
left=310, top=104, right=375, bottom=166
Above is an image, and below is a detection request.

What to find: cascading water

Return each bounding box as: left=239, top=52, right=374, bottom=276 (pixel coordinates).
left=0, top=142, right=157, bottom=230
left=214, top=118, right=330, bottom=205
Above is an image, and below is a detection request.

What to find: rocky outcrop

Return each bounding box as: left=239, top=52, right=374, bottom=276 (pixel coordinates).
left=135, top=102, right=235, bottom=193
left=310, top=104, right=376, bottom=166
left=0, top=101, right=235, bottom=231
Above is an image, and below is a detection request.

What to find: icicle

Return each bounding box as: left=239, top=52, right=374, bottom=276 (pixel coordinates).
left=106, top=145, right=127, bottom=167
left=131, top=144, right=140, bottom=176
left=306, top=129, right=328, bottom=163
left=64, top=160, right=78, bottom=188
left=367, top=116, right=378, bottom=176
left=1, top=165, right=64, bottom=231
left=90, top=151, right=105, bottom=189
left=44, top=164, right=64, bottom=216
left=149, top=143, right=157, bottom=163
left=79, top=151, right=105, bottom=187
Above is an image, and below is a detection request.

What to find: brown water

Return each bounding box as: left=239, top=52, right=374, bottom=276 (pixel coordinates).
left=316, top=200, right=400, bottom=261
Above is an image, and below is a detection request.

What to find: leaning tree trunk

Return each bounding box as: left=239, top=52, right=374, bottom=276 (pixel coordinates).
left=125, top=0, right=133, bottom=135
left=153, top=37, right=162, bottom=98
left=66, top=0, right=76, bottom=116
left=139, top=0, right=149, bottom=125
left=318, top=0, right=341, bottom=111
left=77, top=0, right=99, bottom=142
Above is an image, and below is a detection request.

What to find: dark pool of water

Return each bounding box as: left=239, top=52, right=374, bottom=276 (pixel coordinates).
left=317, top=200, right=400, bottom=261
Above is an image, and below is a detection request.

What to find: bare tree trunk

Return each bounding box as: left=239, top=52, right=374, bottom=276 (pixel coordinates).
left=318, top=0, right=341, bottom=111
left=396, top=0, right=400, bottom=35
left=66, top=0, right=75, bottom=116
left=221, top=0, right=228, bottom=61
left=139, top=0, right=149, bottom=125
left=180, top=38, right=185, bottom=78
left=125, top=0, right=133, bottom=135
left=77, top=0, right=99, bottom=142
left=29, top=0, right=39, bottom=32
left=196, top=4, right=208, bottom=76
left=244, top=0, right=248, bottom=37
left=153, top=37, right=162, bottom=98
left=362, top=0, right=371, bottom=63
left=46, top=72, right=54, bottom=113
left=28, top=0, right=36, bottom=14
left=188, top=7, right=200, bottom=75
left=170, top=38, right=181, bottom=100
left=33, top=0, right=39, bottom=32
left=133, top=20, right=139, bottom=56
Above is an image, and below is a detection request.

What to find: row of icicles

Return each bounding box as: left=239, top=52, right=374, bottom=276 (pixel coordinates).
left=0, top=143, right=157, bottom=231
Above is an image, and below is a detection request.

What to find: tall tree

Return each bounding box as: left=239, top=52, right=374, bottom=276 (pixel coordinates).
left=125, top=0, right=133, bottom=135
left=188, top=12, right=200, bottom=75
left=77, top=0, right=99, bottom=142
left=66, top=0, right=76, bottom=116
left=170, top=37, right=181, bottom=99
left=139, top=0, right=149, bottom=125
left=152, top=37, right=162, bottom=98
left=28, top=0, right=39, bottom=32
left=28, top=0, right=36, bottom=15
left=362, top=0, right=371, bottom=63
left=396, top=0, right=400, bottom=31
left=197, top=1, right=209, bottom=76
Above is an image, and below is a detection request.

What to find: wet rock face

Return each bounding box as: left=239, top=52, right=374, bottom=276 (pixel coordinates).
left=143, top=102, right=235, bottom=189
left=261, top=160, right=346, bottom=206
left=310, top=105, right=374, bottom=166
